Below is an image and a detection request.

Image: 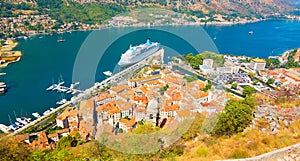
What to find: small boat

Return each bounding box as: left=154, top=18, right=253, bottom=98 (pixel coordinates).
left=71, top=90, right=78, bottom=95
left=9, top=124, right=19, bottom=131
left=0, top=82, right=6, bottom=88
left=56, top=99, right=67, bottom=105
left=32, top=112, right=41, bottom=118
left=57, top=39, right=65, bottom=42
left=25, top=117, right=31, bottom=122
left=23, top=36, right=28, bottom=40
left=0, top=88, right=6, bottom=94
left=50, top=107, right=56, bottom=111
left=66, top=90, right=73, bottom=94
left=0, top=124, right=10, bottom=133
left=248, top=31, right=254, bottom=35
left=43, top=110, right=51, bottom=115
left=57, top=81, right=65, bottom=86
left=59, top=87, right=68, bottom=93
left=57, top=37, right=65, bottom=42
left=39, top=36, right=43, bottom=39
left=103, top=71, right=113, bottom=77
left=46, top=84, right=56, bottom=91
left=16, top=118, right=28, bottom=125
left=70, top=82, right=80, bottom=89
left=15, top=122, right=23, bottom=127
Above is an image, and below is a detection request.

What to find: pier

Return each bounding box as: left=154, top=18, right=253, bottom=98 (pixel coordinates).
left=47, top=82, right=83, bottom=95
left=8, top=102, right=71, bottom=136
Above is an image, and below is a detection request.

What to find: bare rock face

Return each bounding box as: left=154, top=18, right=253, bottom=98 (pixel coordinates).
left=252, top=105, right=300, bottom=134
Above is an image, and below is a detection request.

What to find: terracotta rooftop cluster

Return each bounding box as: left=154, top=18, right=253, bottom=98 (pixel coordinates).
left=16, top=68, right=228, bottom=150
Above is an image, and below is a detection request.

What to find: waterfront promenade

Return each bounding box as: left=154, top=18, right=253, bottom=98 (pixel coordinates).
left=9, top=102, right=71, bottom=136
left=7, top=49, right=163, bottom=136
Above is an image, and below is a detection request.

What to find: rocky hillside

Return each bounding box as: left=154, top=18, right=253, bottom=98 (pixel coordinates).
left=97, top=0, right=297, bottom=17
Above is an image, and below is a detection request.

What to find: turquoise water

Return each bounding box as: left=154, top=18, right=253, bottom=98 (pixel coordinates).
left=0, top=20, right=299, bottom=125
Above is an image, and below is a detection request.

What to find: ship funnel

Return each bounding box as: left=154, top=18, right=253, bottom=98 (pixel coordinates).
left=146, top=38, right=151, bottom=45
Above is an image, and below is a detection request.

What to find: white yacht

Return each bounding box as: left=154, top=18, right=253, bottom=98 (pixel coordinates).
left=103, top=71, right=113, bottom=77
left=32, top=112, right=41, bottom=118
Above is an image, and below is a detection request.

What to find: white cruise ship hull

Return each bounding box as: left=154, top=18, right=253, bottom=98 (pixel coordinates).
left=118, top=46, right=161, bottom=67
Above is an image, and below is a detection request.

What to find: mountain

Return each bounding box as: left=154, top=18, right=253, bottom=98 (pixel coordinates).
left=1, top=0, right=299, bottom=17
left=95, top=0, right=298, bottom=17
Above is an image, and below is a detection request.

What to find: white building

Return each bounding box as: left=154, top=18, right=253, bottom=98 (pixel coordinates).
left=216, top=66, right=239, bottom=74
left=249, top=58, right=266, bottom=71
left=200, top=65, right=214, bottom=74
left=203, top=59, right=214, bottom=68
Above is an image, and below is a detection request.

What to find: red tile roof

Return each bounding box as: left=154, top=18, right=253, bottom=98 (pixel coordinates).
left=119, top=118, right=136, bottom=127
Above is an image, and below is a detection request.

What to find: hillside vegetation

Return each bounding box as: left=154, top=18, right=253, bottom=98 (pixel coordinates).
left=1, top=0, right=299, bottom=21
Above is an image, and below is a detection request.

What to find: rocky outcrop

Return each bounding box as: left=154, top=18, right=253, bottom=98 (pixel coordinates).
left=251, top=105, right=300, bottom=134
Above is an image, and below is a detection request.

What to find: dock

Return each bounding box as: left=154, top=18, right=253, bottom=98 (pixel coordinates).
left=47, top=81, right=83, bottom=95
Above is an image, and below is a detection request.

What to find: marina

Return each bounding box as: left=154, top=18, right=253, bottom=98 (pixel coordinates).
left=2, top=47, right=162, bottom=134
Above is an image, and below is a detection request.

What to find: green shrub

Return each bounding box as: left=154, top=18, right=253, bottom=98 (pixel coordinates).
left=196, top=146, right=209, bottom=157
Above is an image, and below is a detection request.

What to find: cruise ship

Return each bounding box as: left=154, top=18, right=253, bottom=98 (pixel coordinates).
left=118, top=39, right=161, bottom=67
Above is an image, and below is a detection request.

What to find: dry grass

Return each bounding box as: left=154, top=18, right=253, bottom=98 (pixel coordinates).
left=279, top=98, right=300, bottom=108
left=255, top=93, right=276, bottom=106
left=177, top=118, right=300, bottom=161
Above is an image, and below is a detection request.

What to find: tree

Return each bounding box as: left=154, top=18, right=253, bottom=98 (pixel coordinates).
left=266, top=78, right=275, bottom=85
left=231, top=83, right=238, bottom=89
left=184, top=53, right=203, bottom=69
left=248, top=72, right=255, bottom=79
left=0, top=136, right=31, bottom=161
left=201, top=80, right=212, bottom=92
left=212, top=98, right=255, bottom=136
left=118, top=128, right=123, bottom=133
left=243, top=96, right=257, bottom=108
left=56, top=135, right=73, bottom=151
left=243, top=86, right=255, bottom=96
left=252, top=80, right=259, bottom=85
left=159, top=84, right=169, bottom=95
left=265, top=59, right=280, bottom=68
left=201, top=51, right=225, bottom=67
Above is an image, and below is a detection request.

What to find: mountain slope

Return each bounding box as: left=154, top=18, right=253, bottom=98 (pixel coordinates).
left=2, top=0, right=298, bottom=17
left=96, top=0, right=297, bottom=17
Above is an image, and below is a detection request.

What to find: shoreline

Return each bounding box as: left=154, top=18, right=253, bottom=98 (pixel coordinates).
left=11, top=18, right=300, bottom=40
left=0, top=40, right=22, bottom=72
left=0, top=19, right=299, bottom=125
